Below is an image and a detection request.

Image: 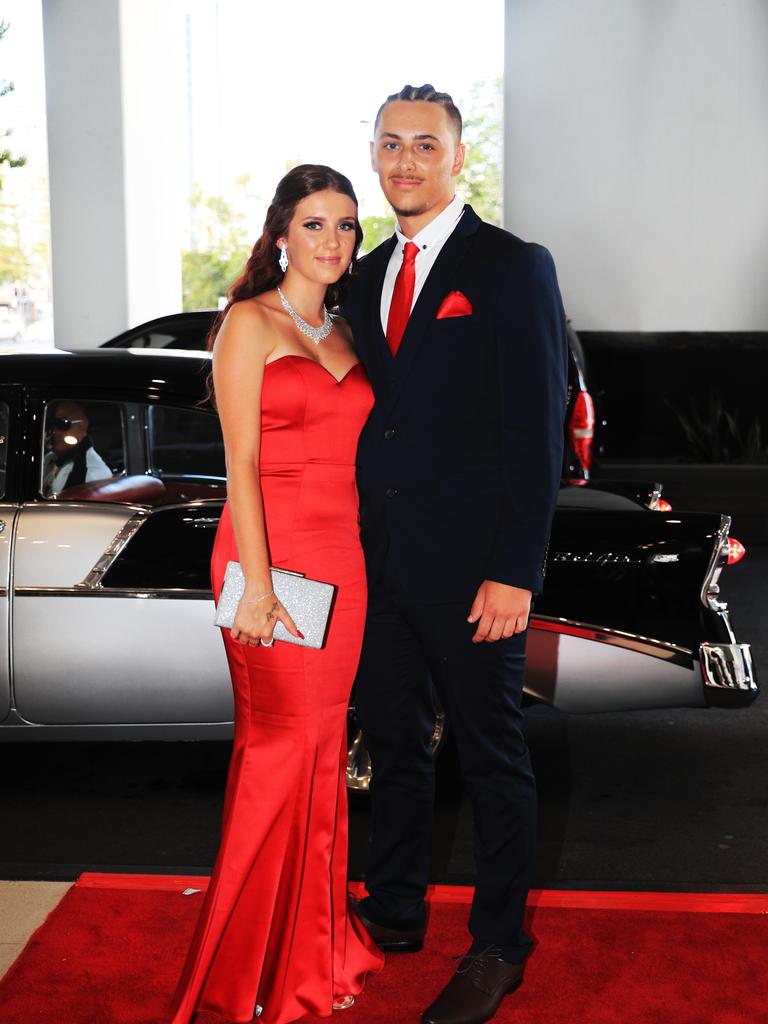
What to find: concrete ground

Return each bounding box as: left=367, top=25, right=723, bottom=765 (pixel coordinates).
left=0, top=552, right=763, bottom=890
left=0, top=881, right=71, bottom=981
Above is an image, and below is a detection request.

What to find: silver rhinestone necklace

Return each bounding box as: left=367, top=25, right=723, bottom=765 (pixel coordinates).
left=277, top=286, right=333, bottom=344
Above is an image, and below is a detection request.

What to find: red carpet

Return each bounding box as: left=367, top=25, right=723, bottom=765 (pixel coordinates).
left=1, top=876, right=766, bottom=1024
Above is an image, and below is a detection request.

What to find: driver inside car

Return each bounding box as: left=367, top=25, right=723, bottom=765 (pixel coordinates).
left=42, top=399, right=113, bottom=496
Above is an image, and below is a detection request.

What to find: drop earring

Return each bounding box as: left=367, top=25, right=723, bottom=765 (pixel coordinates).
left=278, top=245, right=288, bottom=273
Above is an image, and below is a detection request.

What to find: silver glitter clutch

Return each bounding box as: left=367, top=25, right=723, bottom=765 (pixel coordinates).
left=214, top=560, right=336, bottom=649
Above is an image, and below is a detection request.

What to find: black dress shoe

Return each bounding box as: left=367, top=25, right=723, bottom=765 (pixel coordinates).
left=350, top=898, right=425, bottom=953
left=421, top=946, right=524, bottom=1024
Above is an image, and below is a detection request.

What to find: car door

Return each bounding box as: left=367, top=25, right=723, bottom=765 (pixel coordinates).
left=11, top=389, right=233, bottom=727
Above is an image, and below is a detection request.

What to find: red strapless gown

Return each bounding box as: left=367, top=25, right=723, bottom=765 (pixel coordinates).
left=169, top=355, right=383, bottom=1024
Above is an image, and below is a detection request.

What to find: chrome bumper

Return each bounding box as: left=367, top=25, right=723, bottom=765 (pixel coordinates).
left=700, top=643, right=757, bottom=701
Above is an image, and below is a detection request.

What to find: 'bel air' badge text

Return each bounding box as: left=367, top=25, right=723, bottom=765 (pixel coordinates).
left=553, top=551, right=679, bottom=565
left=553, top=551, right=642, bottom=565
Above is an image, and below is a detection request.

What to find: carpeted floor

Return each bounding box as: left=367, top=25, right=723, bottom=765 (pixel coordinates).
left=0, top=877, right=766, bottom=1024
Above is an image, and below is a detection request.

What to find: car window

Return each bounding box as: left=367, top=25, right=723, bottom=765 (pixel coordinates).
left=0, top=401, right=8, bottom=499
left=40, top=400, right=125, bottom=500
left=128, top=330, right=178, bottom=349
left=124, top=329, right=206, bottom=349
left=147, top=404, right=226, bottom=500
left=114, top=322, right=210, bottom=350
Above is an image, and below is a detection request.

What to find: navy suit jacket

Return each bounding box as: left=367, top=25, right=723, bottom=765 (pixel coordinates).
left=343, top=205, right=568, bottom=602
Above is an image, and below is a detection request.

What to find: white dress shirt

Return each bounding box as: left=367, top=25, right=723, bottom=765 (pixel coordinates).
left=380, top=193, right=465, bottom=333
left=42, top=446, right=112, bottom=496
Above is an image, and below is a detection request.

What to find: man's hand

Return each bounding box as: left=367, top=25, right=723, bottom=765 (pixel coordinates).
left=468, top=581, right=532, bottom=643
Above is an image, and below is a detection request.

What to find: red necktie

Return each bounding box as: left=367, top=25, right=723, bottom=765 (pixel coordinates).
left=386, top=241, right=419, bottom=356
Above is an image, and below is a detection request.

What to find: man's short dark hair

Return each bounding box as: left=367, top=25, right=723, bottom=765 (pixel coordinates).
left=374, top=84, right=462, bottom=141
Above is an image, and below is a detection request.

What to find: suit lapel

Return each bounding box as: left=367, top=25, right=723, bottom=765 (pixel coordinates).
left=356, top=234, right=396, bottom=404
left=387, top=205, right=481, bottom=409
left=368, top=234, right=397, bottom=362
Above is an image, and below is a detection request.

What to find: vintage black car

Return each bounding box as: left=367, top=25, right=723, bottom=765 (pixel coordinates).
left=0, top=351, right=757, bottom=787
left=101, top=311, right=596, bottom=484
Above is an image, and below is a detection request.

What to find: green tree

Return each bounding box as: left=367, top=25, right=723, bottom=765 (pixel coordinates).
left=457, top=79, right=502, bottom=225
left=0, top=21, right=27, bottom=192
left=182, top=183, right=252, bottom=310
left=0, top=168, right=49, bottom=291
left=359, top=213, right=396, bottom=254
left=0, top=201, right=26, bottom=281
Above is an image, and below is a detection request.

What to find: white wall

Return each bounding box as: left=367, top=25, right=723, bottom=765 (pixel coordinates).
left=119, top=0, right=186, bottom=333
left=504, top=0, right=768, bottom=331
left=43, top=0, right=127, bottom=348
left=43, top=0, right=185, bottom=349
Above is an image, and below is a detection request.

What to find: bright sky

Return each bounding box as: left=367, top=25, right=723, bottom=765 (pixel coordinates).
left=1, top=1, right=47, bottom=161
left=1, top=0, right=503, bottom=243
left=185, top=0, right=504, bottom=219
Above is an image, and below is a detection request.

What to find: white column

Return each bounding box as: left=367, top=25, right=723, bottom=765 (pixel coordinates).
left=504, top=0, right=768, bottom=331
left=42, top=0, right=185, bottom=349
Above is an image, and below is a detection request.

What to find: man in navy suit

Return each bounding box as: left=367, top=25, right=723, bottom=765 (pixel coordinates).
left=343, top=84, right=568, bottom=1024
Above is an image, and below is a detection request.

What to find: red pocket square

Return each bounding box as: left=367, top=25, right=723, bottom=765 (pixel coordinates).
left=436, top=291, right=473, bottom=319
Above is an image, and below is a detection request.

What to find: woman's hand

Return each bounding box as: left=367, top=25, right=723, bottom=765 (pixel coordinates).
left=230, top=593, right=302, bottom=647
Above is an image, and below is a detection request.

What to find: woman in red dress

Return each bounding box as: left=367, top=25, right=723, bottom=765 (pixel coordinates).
left=169, top=165, right=383, bottom=1024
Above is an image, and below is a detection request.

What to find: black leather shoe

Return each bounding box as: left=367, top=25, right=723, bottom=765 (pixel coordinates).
left=421, top=946, right=524, bottom=1024
left=350, top=898, right=425, bottom=953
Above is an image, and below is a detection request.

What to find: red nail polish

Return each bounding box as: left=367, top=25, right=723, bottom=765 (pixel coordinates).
left=297, top=630, right=305, bottom=639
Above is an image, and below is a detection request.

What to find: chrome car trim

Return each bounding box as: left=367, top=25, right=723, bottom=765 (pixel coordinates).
left=27, top=500, right=151, bottom=514
left=29, top=497, right=223, bottom=514
left=4, top=506, right=20, bottom=713
left=530, top=615, right=693, bottom=665
left=15, top=586, right=213, bottom=600
left=524, top=626, right=704, bottom=712
left=0, top=718, right=236, bottom=740
left=700, top=514, right=731, bottom=611
left=714, top=606, right=737, bottom=645
left=700, top=643, right=757, bottom=693
left=346, top=706, right=445, bottom=792
left=76, top=511, right=148, bottom=589
left=190, top=517, right=221, bottom=528
left=647, top=484, right=664, bottom=511
left=151, top=498, right=225, bottom=512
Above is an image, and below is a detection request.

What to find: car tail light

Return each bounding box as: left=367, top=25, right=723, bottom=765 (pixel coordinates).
left=656, top=499, right=673, bottom=512
left=702, top=526, right=748, bottom=611
left=727, top=537, right=746, bottom=565
left=569, top=391, right=595, bottom=473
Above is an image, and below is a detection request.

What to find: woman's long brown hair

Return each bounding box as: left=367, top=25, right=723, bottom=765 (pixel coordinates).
left=204, top=164, right=364, bottom=402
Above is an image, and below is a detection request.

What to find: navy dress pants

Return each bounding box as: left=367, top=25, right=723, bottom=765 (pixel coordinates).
left=354, top=557, right=536, bottom=963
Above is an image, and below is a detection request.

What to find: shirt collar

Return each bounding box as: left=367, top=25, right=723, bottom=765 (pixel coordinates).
left=395, top=193, right=465, bottom=254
